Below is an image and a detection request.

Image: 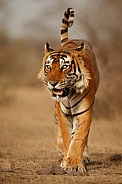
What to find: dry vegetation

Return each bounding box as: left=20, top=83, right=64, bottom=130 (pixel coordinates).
left=0, top=34, right=122, bottom=183
left=0, top=88, right=122, bottom=183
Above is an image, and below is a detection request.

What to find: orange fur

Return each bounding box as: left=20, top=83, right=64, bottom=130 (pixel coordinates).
left=38, top=8, right=99, bottom=174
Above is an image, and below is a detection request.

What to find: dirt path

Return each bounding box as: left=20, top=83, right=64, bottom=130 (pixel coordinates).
left=0, top=87, right=122, bottom=183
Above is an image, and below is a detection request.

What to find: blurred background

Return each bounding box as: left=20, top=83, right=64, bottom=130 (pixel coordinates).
left=0, top=0, right=122, bottom=120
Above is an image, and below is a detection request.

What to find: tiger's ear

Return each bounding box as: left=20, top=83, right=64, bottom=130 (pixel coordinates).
left=75, top=43, right=85, bottom=53
left=44, top=43, right=54, bottom=54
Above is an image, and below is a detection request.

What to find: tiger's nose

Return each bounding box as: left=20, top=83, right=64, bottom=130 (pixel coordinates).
left=49, top=81, right=58, bottom=87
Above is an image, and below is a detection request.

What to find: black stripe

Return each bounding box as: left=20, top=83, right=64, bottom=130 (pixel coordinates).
left=62, top=102, right=71, bottom=110
left=72, top=62, right=76, bottom=73
left=68, top=21, right=73, bottom=27
left=61, top=29, right=68, bottom=35
left=50, top=55, right=59, bottom=59
left=71, top=93, right=79, bottom=100
left=64, top=61, right=70, bottom=64
left=64, top=12, right=69, bottom=19
left=67, top=73, right=78, bottom=79
left=67, top=8, right=73, bottom=14
left=62, top=19, right=68, bottom=24
left=60, top=54, right=68, bottom=58
left=66, top=67, right=72, bottom=74
left=59, top=107, right=70, bottom=116
left=50, top=52, right=61, bottom=57
left=71, top=60, right=74, bottom=64
left=71, top=89, right=91, bottom=108
left=59, top=100, right=94, bottom=117
left=77, top=63, right=81, bottom=73
left=70, top=13, right=74, bottom=17
left=71, top=57, right=76, bottom=73
left=60, top=89, right=91, bottom=111
left=68, top=89, right=76, bottom=99
left=72, top=131, right=75, bottom=135
left=61, top=38, right=68, bottom=44
left=72, top=100, right=94, bottom=117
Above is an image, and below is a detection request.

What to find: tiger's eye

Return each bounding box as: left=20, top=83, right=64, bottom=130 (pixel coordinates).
left=45, top=65, right=51, bottom=70
left=62, top=65, right=69, bottom=70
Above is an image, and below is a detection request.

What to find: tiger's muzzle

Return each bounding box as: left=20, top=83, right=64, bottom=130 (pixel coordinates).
left=52, top=88, right=70, bottom=98
left=47, top=81, right=70, bottom=98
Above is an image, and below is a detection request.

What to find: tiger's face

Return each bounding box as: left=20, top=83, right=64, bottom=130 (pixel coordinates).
left=44, top=52, right=77, bottom=98
left=39, top=43, right=91, bottom=100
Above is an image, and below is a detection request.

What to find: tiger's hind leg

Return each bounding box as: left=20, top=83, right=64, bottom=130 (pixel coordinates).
left=82, top=140, right=91, bottom=165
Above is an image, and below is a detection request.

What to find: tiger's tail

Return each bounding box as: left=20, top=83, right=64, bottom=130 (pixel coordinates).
left=61, top=8, right=74, bottom=45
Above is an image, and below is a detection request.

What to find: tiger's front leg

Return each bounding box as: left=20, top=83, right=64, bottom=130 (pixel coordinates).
left=55, top=102, right=72, bottom=160
left=61, top=109, right=92, bottom=174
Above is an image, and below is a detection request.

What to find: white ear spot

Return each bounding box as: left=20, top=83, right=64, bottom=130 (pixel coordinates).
left=76, top=43, right=85, bottom=52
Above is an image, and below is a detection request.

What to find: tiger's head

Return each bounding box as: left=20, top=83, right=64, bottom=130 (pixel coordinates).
left=38, top=42, right=91, bottom=100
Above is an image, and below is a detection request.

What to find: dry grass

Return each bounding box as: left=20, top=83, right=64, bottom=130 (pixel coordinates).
left=0, top=33, right=122, bottom=183
left=0, top=87, right=122, bottom=183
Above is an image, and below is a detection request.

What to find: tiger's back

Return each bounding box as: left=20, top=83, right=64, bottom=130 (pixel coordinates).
left=61, top=39, right=99, bottom=92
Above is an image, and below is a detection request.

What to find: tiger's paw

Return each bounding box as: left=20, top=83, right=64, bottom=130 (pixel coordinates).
left=82, top=156, right=91, bottom=165
left=60, top=157, right=87, bottom=175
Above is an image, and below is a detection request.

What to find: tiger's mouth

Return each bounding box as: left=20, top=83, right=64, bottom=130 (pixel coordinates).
left=52, top=89, right=63, bottom=96
left=52, top=88, right=70, bottom=98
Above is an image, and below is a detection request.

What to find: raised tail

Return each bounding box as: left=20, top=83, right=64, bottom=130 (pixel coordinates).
left=61, top=8, right=74, bottom=45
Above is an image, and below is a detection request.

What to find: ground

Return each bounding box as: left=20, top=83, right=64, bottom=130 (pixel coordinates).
left=0, top=87, right=122, bottom=184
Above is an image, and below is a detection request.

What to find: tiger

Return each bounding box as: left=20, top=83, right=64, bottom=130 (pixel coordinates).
left=38, top=8, right=99, bottom=175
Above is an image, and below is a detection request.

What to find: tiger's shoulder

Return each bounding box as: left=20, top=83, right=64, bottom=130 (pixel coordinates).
left=61, top=39, right=99, bottom=92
